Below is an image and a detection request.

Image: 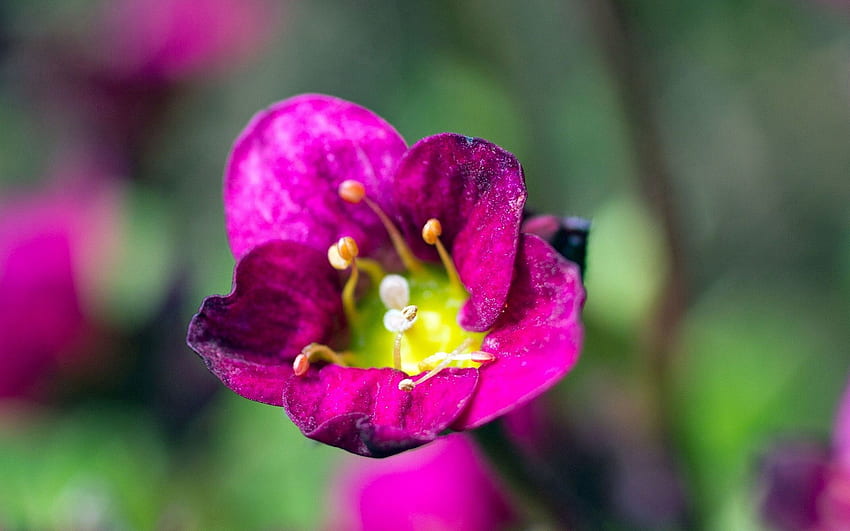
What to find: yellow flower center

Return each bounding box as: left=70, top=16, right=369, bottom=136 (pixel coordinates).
left=347, top=264, right=485, bottom=375
left=293, top=180, right=494, bottom=392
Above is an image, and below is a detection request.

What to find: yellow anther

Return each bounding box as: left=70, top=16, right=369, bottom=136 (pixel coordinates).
left=339, top=180, right=366, bottom=204
left=294, top=343, right=349, bottom=377
left=401, top=305, right=418, bottom=322
left=293, top=353, right=311, bottom=376
left=422, top=218, right=442, bottom=245
left=469, top=351, right=496, bottom=363
left=421, top=218, right=461, bottom=291
left=337, top=236, right=359, bottom=262
left=328, top=243, right=350, bottom=270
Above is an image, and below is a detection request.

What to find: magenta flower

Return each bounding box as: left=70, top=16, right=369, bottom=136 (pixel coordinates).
left=188, top=94, right=585, bottom=457
left=0, top=179, right=117, bottom=400
left=761, top=380, right=850, bottom=529
left=326, top=433, right=517, bottom=530
left=97, top=0, right=278, bottom=81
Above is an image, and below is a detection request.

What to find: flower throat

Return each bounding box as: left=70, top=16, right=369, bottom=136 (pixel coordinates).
left=293, top=180, right=492, bottom=391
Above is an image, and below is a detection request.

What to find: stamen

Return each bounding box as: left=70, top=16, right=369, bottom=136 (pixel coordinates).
left=417, top=350, right=495, bottom=372
left=401, top=305, right=418, bottom=321
left=327, top=243, right=350, bottom=270
left=338, top=180, right=366, bottom=203
left=293, top=353, right=310, bottom=376
left=338, top=180, right=422, bottom=273
left=399, top=338, right=494, bottom=392
left=293, top=343, right=349, bottom=376
left=379, top=274, right=410, bottom=310
left=337, top=236, right=359, bottom=262
left=422, top=218, right=461, bottom=290
left=328, top=237, right=361, bottom=322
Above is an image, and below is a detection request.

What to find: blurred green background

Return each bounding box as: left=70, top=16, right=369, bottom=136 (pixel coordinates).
left=0, top=0, right=848, bottom=529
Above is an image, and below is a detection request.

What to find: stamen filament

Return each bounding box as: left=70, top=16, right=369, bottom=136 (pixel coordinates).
left=338, top=180, right=423, bottom=273
left=422, top=218, right=461, bottom=290
left=417, top=349, right=494, bottom=372
left=399, top=338, right=481, bottom=392
left=356, top=258, right=385, bottom=285
left=342, top=260, right=359, bottom=322
left=329, top=237, right=362, bottom=323
left=433, top=237, right=461, bottom=290
left=362, top=196, right=423, bottom=273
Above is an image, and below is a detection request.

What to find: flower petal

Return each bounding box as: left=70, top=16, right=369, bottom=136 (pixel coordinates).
left=326, top=433, right=517, bottom=530
left=834, top=381, right=850, bottom=467
left=187, top=240, right=343, bottom=406
left=283, top=365, right=478, bottom=457
left=522, top=214, right=590, bottom=277
left=452, top=234, right=584, bottom=430
left=224, top=94, right=407, bottom=259
left=394, top=133, right=526, bottom=332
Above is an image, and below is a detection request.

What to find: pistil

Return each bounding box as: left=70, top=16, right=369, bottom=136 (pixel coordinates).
left=385, top=304, right=418, bottom=370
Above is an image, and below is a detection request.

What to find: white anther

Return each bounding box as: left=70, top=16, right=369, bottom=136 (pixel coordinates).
left=383, top=307, right=418, bottom=333
left=379, top=274, right=410, bottom=310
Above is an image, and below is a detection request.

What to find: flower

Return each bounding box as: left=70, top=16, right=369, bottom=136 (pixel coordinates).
left=522, top=214, right=590, bottom=278
left=760, top=379, right=850, bottom=529
left=325, top=433, right=517, bottom=530
left=0, top=177, right=118, bottom=400
left=187, top=94, right=585, bottom=457
left=20, top=0, right=280, bottom=168
left=96, top=0, right=279, bottom=81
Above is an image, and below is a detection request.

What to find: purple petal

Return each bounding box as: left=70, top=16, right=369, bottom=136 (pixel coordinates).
left=452, top=234, right=584, bottom=430
left=224, top=94, right=407, bottom=260
left=394, top=133, right=526, bottom=332
left=759, top=441, right=830, bottom=531
left=283, top=365, right=478, bottom=457
left=833, top=380, right=850, bottom=467
left=326, top=433, right=517, bottom=530
left=187, top=240, right=343, bottom=406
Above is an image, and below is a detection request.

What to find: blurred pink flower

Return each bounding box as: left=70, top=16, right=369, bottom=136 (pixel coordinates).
left=761, top=379, right=850, bottom=530
left=326, top=433, right=517, bottom=531
left=21, top=0, right=281, bottom=167
left=0, top=177, right=118, bottom=400
left=819, top=383, right=850, bottom=528
left=97, top=0, right=279, bottom=81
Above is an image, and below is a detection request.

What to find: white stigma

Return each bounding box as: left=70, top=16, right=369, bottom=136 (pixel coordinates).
left=379, top=274, right=410, bottom=310
left=383, top=305, right=418, bottom=333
